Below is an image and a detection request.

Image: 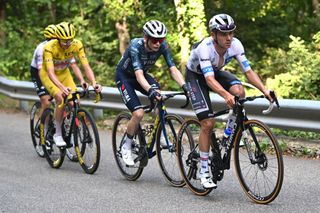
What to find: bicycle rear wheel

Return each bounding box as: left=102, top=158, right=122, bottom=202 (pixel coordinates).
left=234, top=119, right=284, bottom=204
left=156, top=113, right=185, bottom=187
left=176, top=119, right=213, bottom=196
left=30, top=101, right=44, bottom=157
left=112, top=112, right=144, bottom=181
left=40, top=108, right=65, bottom=168
left=73, top=108, right=101, bottom=174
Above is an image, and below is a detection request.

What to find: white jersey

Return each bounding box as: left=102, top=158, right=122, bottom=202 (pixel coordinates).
left=186, top=37, right=251, bottom=77
left=30, top=41, right=47, bottom=70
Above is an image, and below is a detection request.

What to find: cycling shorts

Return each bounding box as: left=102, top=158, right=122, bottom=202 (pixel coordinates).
left=116, top=72, right=160, bottom=112
left=30, top=66, right=49, bottom=97
left=39, top=68, right=76, bottom=98
left=186, top=69, right=241, bottom=121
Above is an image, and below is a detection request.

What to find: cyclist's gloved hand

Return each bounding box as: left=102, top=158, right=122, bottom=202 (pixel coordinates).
left=93, top=83, right=102, bottom=93
left=81, top=82, right=89, bottom=90
left=264, top=90, right=273, bottom=103
left=182, top=83, right=191, bottom=97
left=148, top=88, right=161, bottom=102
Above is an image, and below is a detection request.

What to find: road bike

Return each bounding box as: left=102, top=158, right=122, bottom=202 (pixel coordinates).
left=30, top=100, right=77, bottom=161
left=112, top=92, right=188, bottom=187
left=39, top=88, right=101, bottom=174
left=176, top=92, right=284, bottom=204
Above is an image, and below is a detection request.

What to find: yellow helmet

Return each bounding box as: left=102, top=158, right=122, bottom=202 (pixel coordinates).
left=55, top=22, right=76, bottom=40
left=43, top=24, right=57, bottom=39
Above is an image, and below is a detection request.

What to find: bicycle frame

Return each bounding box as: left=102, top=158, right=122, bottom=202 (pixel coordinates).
left=138, top=100, right=172, bottom=159
left=211, top=94, right=279, bottom=170
left=134, top=92, right=188, bottom=166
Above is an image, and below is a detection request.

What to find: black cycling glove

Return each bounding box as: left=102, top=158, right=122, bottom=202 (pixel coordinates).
left=182, top=83, right=190, bottom=97
left=148, top=88, right=161, bottom=102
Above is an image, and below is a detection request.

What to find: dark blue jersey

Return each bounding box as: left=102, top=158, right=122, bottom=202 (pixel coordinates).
left=116, top=38, right=175, bottom=77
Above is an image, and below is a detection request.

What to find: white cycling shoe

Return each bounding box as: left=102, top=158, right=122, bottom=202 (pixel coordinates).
left=199, top=171, right=217, bottom=189
left=53, top=134, right=67, bottom=147
left=121, top=146, right=135, bottom=166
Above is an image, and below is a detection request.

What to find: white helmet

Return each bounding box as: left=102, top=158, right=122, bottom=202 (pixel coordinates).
left=143, top=20, right=167, bottom=38
left=209, top=14, right=236, bottom=32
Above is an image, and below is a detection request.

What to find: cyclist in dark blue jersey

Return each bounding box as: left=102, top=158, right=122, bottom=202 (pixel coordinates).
left=115, top=20, right=188, bottom=166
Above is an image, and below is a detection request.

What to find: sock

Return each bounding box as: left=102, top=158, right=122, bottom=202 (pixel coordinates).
left=55, top=120, right=62, bottom=136
left=123, top=133, right=133, bottom=150
left=200, top=151, right=209, bottom=174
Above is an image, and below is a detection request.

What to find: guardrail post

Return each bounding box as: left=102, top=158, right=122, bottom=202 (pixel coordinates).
left=93, top=109, right=103, bottom=119
left=19, top=100, right=29, bottom=112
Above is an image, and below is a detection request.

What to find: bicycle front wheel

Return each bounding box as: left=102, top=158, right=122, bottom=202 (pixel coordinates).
left=30, top=101, right=44, bottom=157
left=112, top=112, right=144, bottom=181
left=40, top=108, right=65, bottom=168
left=73, top=108, right=101, bottom=174
left=234, top=119, right=284, bottom=204
left=176, top=119, right=213, bottom=196
left=156, top=113, right=185, bottom=187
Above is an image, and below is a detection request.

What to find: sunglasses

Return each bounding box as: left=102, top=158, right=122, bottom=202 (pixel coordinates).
left=216, top=24, right=236, bottom=32
left=149, top=37, right=165, bottom=44
left=60, top=39, right=74, bottom=45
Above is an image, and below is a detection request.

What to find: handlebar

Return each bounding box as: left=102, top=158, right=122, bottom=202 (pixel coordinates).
left=235, top=90, right=280, bottom=115
left=58, top=88, right=102, bottom=108
left=143, top=92, right=189, bottom=113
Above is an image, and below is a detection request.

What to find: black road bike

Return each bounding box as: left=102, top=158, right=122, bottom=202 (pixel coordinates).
left=112, top=92, right=188, bottom=187
left=39, top=89, right=101, bottom=174
left=176, top=92, right=284, bottom=204
left=30, top=100, right=78, bottom=161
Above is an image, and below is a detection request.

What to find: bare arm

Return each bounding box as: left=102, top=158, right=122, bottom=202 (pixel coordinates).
left=82, top=63, right=96, bottom=86
left=169, top=66, right=186, bottom=87
left=135, top=70, right=153, bottom=92
left=245, top=70, right=270, bottom=97
left=206, top=75, right=235, bottom=108
left=70, top=63, right=85, bottom=85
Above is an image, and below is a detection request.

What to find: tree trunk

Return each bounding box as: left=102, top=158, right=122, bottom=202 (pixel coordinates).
left=0, top=0, right=6, bottom=44
left=48, top=1, right=56, bottom=22
left=115, top=18, right=130, bottom=55
left=312, top=0, right=319, bottom=15
left=174, top=0, right=189, bottom=71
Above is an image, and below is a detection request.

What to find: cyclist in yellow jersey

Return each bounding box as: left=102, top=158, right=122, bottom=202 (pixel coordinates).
left=39, top=22, right=102, bottom=147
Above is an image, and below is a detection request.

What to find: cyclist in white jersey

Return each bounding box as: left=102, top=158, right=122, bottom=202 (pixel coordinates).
left=184, top=14, right=273, bottom=189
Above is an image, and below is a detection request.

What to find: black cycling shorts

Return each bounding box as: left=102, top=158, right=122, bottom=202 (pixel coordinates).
left=30, top=66, right=49, bottom=97
left=186, top=69, right=241, bottom=121
left=116, top=72, right=160, bottom=112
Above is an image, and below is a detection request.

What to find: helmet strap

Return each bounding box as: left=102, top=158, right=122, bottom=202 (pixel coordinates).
left=144, top=36, right=153, bottom=52
left=212, top=31, right=225, bottom=50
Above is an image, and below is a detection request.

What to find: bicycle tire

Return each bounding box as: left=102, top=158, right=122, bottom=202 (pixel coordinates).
left=73, top=108, right=101, bottom=174
left=40, top=108, right=65, bottom=168
left=112, top=112, right=144, bottom=181
left=233, top=119, right=284, bottom=204
left=156, top=113, right=185, bottom=187
left=176, top=119, right=213, bottom=196
left=30, top=101, right=44, bottom=157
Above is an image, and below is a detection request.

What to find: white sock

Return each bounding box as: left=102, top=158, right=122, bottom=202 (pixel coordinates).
left=123, top=134, right=133, bottom=150
left=55, top=120, right=62, bottom=136
left=200, top=151, right=209, bottom=174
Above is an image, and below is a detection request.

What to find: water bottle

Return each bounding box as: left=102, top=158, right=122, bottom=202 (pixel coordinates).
left=221, top=114, right=236, bottom=147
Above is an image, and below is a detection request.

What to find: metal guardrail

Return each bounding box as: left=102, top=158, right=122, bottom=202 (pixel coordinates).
left=1, top=76, right=320, bottom=132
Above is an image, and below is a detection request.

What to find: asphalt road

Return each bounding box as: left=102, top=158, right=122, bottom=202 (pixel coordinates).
left=0, top=111, right=319, bottom=213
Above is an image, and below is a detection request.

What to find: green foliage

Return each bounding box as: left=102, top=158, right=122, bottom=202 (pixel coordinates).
left=266, top=35, right=320, bottom=100
left=0, top=0, right=320, bottom=96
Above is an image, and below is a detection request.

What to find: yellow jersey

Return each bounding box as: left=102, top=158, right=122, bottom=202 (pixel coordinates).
left=42, top=38, right=89, bottom=72
left=39, top=39, right=89, bottom=97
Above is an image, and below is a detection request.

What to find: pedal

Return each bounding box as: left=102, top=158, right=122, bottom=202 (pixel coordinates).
left=136, top=146, right=148, bottom=168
